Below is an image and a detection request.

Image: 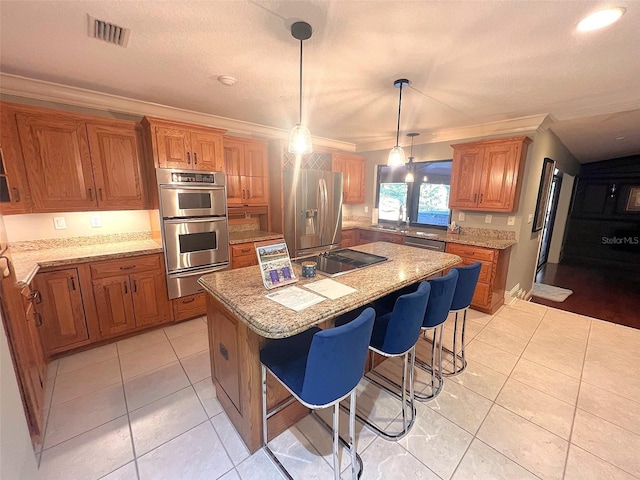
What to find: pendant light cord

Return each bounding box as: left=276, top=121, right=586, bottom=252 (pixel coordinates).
left=299, top=40, right=303, bottom=124
left=395, top=82, right=403, bottom=147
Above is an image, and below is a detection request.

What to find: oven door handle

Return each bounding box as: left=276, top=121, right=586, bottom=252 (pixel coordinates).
left=163, top=217, right=227, bottom=224
left=159, top=185, right=226, bottom=192
left=167, top=265, right=228, bottom=279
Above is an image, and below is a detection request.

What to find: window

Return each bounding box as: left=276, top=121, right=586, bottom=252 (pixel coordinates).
left=376, top=160, right=452, bottom=228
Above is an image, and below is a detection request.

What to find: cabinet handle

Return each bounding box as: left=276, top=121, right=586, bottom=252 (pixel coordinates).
left=12, top=188, right=20, bottom=202
left=123, top=281, right=128, bottom=294
left=69, top=276, right=76, bottom=291
left=99, top=188, right=104, bottom=201
left=187, top=152, right=191, bottom=164
left=28, top=290, right=42, bottom=304
left=182, top=297, right=196, bottom=304
left=480, top=193, right=483, bottom=203
left=242, top=189, right=245, bottom=200
left=119, top=265, right=135, bottom=270
left=0, top=255, right=12, bottom=279
left=247, top=189, right=250, bottom=199
left=132, top=279, right=137, bottom=293
left=474, top=193, right=477, bottom=203
left=88, top=188, right=93, bottom=201
left=193, top=153, right=198, bottom=165
left=219, top=343, right=229, bottom=361
left=34, top=312, right=43, bottom=327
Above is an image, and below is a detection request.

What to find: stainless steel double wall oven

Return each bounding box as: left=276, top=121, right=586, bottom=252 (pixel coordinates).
left=157, top=169, right=229, bottom=299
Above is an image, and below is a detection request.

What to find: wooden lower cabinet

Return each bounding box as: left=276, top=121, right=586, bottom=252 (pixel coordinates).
left=445, top=243, right=511, bottom=314
left=91, top=253, right=171, bottom=339
left=357, top=229, right=404, bottom=245
left=341, top=229, right=358, bottom=247
left=172, top=292, right=206, bottom=322
left=32, top=268, right=90, bottom=355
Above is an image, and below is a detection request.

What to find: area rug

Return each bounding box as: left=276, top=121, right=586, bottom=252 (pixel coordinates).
left=532, top=283, right=573, bottom=302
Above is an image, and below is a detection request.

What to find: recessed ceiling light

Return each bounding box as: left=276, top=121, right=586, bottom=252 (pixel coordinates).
left=217, top=75, right=236, bottom=86
left=615, top=136, right=626, bottom=141
left=577, top=7, right=625, bottom=32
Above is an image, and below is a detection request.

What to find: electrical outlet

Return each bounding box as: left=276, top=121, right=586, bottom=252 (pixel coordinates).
left=485, top=215, right=492, bottom=223
left=53, top=216, right=66, bottom=230
left=507, top=216, right=516, bottom=226
left=91, top=215, right=101, bottom=228
left=528, top=213, right=534, bottom=224
left=458, top=212, right=465, bottom=221
left=364, top=205, right=369, bottom=213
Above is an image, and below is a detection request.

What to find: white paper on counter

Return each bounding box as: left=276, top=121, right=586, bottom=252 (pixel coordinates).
left=265, top=286, right=325, bottom=312
left=303, top=278, right=357, bottom=300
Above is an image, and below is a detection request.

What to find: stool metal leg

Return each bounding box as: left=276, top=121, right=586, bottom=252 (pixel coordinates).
left=414, top=326, right=444, bottom=401
left=442, top=308, right=469, bottom=377
left=333, top=402, right=340, bottom=480
left=349, top=391, right=357, bottom=480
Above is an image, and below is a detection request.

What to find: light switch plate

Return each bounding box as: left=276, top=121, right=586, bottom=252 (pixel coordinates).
left=91, top=215, right=101, bottom=228
left=507, top=216, right=516, bottom=226
left=528, top=213, right=534, bottom=223
left=53, top=216, right=66, bottom=230
left=364, top=205, right=369, bottom=213
left=485, top=215, right=492, bottom=223
left=458, top=212, right=465, bottom=221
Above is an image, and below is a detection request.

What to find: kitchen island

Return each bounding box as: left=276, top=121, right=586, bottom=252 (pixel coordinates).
left=198, top=242, right=461, bottom=452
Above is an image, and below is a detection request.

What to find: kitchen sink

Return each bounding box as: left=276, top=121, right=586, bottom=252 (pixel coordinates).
left=415, top=231, right=439, bottom=238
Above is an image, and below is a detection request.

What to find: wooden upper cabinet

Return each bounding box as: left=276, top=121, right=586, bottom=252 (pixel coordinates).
left=143, top=117, right=226, bottom=171
left=86, top=123, right=146, bottom=210
left=16, top=112, right=96, bottom=212
left=0, top=104, right=32, bottom=214
left=224, top=136, right=269, bottom=206
left=32, top=268, right=90, bottom=355
left=449, top=136, right=531, bottom=212
left=332, top=153, right=366, bottom=204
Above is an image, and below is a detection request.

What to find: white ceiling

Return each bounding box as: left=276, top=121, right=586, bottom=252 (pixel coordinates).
left=1, top=1, right=639, bottom=163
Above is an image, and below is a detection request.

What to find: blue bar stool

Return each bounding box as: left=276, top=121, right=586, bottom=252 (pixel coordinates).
left=443, top=262, right=482, bottom=376
left=260, top=307, right=375, bottom=480
left=414, top=269, right=459, bottom=401
left=359, top=281, right=431, bottom=440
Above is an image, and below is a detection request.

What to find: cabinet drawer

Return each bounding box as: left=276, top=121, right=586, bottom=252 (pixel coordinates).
left=90, top=254, right=162, bottom=279
left=231, top=244, right=256, bottom=258
left=173, top=293, right=206, bottom=322
left=233, top=255, right=258, bottom=269
left=446, top=243, right=495, bottom=263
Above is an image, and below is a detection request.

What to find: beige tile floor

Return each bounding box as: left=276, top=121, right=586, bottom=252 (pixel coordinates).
left=34, top=300, right=640, bottom=479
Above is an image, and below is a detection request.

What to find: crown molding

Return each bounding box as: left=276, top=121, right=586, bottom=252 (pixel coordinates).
left=0, top=73, right=356, bottom=152
left=356, top=114, right=551, bottom=152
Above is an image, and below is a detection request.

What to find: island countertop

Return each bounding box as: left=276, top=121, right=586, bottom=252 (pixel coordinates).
left=198, top=242, right=461, bottom=339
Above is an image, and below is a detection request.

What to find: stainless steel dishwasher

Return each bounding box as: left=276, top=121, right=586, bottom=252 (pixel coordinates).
left=404, top=235, right=446, bottom=252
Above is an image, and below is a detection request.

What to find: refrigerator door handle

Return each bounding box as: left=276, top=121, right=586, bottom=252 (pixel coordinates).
left=320, top=178, right=329, bottom=238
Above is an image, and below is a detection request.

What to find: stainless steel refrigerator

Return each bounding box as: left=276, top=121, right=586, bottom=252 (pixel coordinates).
left=282, top=169, right=343, bottom=258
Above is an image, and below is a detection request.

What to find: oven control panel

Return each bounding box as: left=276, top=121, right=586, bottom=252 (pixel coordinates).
left=171, top=172, right=216, bottom=184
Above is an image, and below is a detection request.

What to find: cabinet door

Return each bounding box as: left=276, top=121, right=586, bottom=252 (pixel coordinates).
left=87, top=123, right=146, bottom=210
left=16, top=113, right=97, bottom=212
left=131, top=270, right=171, bottom=327
left=343, top=156, right=366, bottom=204
left=0, top=275, right=46, bottom=438
left=478, top=142, right=519, bottom=211
left=244, top=176, right=269, bottom=205
left=0, top=107, right=32, bottom=214
left=449, top=146, right=484, bottom=209
left=192, top=131, right=224, bottom=171
left=33, top=269, right=89, bottom=354
left=155, top=126, right=192, bottom=169
left=93, top=275, right=136, bottom=338
left=224, top=140, right=244, bottom=205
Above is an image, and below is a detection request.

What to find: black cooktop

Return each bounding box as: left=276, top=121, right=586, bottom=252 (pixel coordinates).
left=295, top=248, right=388, bottom=277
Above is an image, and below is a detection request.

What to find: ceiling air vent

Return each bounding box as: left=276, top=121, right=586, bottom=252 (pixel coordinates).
left=88, top=15, right=131, bottom=47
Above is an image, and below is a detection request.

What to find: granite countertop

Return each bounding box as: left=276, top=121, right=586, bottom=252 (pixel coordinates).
left=228, top=230, right=284, bottom=245
left=9, top=235, right=163, bottom=287
left=343, top=221, right=516, bottom=250
left=198, top=242, right=461, bottom=339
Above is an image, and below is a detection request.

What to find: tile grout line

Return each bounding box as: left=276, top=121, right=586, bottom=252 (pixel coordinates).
left=116, top=342, right=142, bottom=480
left=37, top=360, right=59, bottom=468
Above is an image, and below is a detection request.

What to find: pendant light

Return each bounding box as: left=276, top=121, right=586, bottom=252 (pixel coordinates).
left=288, top=21, right=313, bottom=155
left=405, top=132, right=419, bottom=182
left=387, top=78, right=409, bottom=167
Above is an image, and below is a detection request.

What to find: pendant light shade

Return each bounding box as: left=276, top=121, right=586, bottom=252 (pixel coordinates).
left=387, top=78, right=409, bottom=167
left=405, top=132, right=419, bottom=182
left=288, top=21, right=313, bottom=155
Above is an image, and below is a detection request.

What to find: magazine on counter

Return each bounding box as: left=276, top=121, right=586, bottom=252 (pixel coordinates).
left=254, top=240, right=298, bottom=290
